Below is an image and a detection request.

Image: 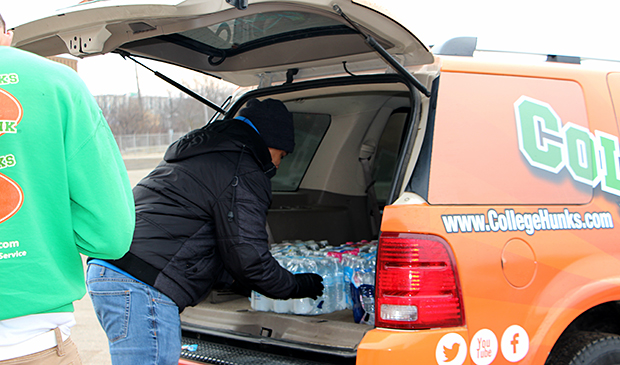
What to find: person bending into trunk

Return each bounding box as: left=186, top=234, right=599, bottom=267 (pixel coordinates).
left=86, top=98, right=324, bottom=365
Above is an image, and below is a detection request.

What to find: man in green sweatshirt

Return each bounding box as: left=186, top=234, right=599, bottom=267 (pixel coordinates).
left=0, top=13, right=135, bottom=364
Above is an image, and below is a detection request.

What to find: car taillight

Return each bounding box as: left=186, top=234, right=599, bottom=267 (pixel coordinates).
left=375, top=232, right=464, bottom=329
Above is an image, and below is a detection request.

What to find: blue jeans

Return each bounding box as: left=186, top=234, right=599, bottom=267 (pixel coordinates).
left=86, top=264, right=181, bottom=365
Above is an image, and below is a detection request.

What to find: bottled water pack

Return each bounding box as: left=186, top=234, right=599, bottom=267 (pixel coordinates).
left=250, top=239, right=377, bottom=325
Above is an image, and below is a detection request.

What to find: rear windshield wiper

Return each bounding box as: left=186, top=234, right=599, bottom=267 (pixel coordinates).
left=333, top=5, right=431, bottom=98
left=117, top=50, right=227, bottom=115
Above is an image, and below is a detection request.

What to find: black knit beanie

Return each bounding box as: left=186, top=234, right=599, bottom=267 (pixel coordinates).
left=238, top=98, right=295, bottom=154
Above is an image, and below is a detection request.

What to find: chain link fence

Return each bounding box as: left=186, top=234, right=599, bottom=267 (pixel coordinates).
left=115, top=131, right=187, bottom=156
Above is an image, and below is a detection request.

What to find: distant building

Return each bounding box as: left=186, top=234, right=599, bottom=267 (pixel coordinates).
left=48, top=56, right=78, bottom=72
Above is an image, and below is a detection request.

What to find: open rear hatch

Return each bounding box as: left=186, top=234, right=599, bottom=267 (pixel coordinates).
left=12, top=0, right=433, bottom=87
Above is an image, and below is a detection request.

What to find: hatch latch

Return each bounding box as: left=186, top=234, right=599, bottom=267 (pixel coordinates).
left=260, top=327, right=273, bottom=337
left=226, top=0, right=248, bottom=10
left=285, top=68, right=299, bottom=84
left=58, top=25, right=111, bottom=57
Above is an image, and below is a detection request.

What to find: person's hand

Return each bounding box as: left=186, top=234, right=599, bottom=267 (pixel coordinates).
left=290, top=273, right=324, bottom=300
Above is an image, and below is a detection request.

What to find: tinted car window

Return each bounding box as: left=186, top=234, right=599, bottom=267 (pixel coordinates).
left=271, top=112, right=330, bottom=191
left=177, top=11, right=352, bottom=54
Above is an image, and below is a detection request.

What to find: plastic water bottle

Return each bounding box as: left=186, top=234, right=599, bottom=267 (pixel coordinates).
left=359, top=258, right=376, bottom=325
left=272, top=298, right=291, bottom=314
left=351, top=254, right=376, bottom=325
left=251, top=290, right=272, bottom=312
left=342, top=253, right=356, bottom=309
left=333, top=257, right=346, bottom=311
left=320, top=257, right=337, bottom=314
left=310, top=258, right=332, bottom=315
left=273, top=256, right=293, bottom=314
left=308, top=258, right=324, bottom=315
left=290, top=257, right=315, bottom=315
left=350, top=254, right=373, bottom=324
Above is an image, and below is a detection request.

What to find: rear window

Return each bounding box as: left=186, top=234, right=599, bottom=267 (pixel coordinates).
left=428, top=72, right=591, bottom=205
left=170, top=11, right=353, bottom=58
left=271, top=112, right=330, bottom=191
left=608, top=73, right=620, bottom=132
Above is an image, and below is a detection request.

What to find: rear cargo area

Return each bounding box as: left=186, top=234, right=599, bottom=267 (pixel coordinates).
left=179, top=77, right=429, bottom=363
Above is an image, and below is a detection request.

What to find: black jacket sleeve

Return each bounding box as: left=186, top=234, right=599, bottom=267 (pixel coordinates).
left=213, top=161, right=297, bottom=300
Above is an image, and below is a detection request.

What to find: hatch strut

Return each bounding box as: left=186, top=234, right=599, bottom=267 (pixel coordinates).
left=333, top=5, right=431, bottom=98
left=117, top=50, right=227, bottom=115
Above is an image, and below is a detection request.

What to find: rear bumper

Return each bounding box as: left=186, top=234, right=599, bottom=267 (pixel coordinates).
left=178, top=333, right=355, bottom=365
left=357, top=327, right=469, bottom=364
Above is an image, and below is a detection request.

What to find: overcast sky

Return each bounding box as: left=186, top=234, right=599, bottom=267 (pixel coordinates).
left=3, top=0, right=619, bottom=96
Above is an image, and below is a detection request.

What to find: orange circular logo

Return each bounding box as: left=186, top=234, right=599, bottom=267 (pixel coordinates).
left=0, top=173, right=23, bottom=224
left=0, top=88, right=22, bottom=137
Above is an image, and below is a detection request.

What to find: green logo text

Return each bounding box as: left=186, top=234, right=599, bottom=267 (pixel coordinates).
left=515, top=96, right=620, bottom=196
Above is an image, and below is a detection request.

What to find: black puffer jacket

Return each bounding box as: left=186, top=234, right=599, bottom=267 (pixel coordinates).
left=107, top=119, right=296, bottom=311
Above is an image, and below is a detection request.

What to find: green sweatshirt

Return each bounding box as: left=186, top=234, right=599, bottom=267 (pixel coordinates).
left=0, top=47, right=135, bottom=321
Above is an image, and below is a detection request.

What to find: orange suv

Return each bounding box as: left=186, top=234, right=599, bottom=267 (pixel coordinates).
left=13, top=1, right=620, bottom=364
